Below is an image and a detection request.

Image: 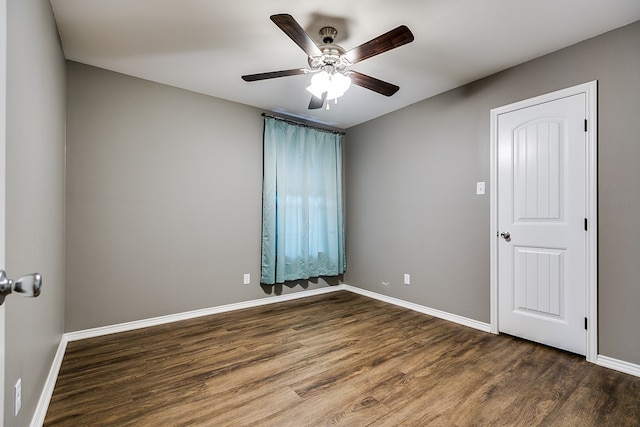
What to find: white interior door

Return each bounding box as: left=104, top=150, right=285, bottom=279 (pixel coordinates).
left=496, top=93, right=587, bottom=355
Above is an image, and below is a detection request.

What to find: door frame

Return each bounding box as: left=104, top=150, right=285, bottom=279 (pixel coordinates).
left=489, top=81, right=598, bottom=362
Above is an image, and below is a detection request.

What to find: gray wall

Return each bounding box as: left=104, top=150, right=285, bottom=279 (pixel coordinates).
left=65, top=21, right=640, bottom=365
left=5, top=0, right=66, bottom=425
left=345, top=21, right=640, bottom=365
left=65, top=62, right=336, bottom=332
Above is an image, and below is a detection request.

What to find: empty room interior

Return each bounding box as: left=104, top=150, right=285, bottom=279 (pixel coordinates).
left=4, top=0, right=640, bottom=426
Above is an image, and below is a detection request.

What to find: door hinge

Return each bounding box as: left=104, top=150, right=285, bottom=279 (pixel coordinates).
left=584, top=218, right=588, bottom=231
left=584, top=317, right=588, bottom=330
left=584, top=119, right=588, bottom=132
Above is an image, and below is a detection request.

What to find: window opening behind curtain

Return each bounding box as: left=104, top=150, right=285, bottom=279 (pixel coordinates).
left=261, top=117, right=346, bottom=284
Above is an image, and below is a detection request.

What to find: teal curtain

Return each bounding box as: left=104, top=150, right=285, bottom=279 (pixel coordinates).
left=261, top=117, right=346, bottom=284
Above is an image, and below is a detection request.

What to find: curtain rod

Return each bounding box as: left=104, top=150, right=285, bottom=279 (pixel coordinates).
left=261, top=113, right=346, bottom=135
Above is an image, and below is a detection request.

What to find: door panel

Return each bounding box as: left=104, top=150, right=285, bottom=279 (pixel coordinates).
left=498, top=93, right=586, bottom=355
left=514, top=120, right=563, bottom=221
left=513, top=247, right=564, bottom=319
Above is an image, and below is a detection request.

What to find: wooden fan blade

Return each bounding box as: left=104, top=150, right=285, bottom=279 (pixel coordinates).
left=270, top=14, right=323, bottom=58
left=349, top=71, right=400, bottom=97
left=308, top=92, right=327, bottom=110
left=242, top=69, right=307, bottom=82
left=344, top=25, right=414, bottom=64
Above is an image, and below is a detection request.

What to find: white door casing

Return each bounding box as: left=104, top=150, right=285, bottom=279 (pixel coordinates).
left=490, top=82, right=598, bottom=362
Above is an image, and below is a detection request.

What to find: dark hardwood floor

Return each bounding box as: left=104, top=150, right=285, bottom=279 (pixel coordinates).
left=44, top=291, right=640, bottom=426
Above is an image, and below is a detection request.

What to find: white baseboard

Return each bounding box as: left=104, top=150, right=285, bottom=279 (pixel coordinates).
left=342, top=285, right=492, bottom=333
left=30, top=284, right=639, bottom=426
left=596, top=355, right=640, bottom=378
left=65, top=285, right=344, bottom=342
left=65, top=284, right=491, bottom=343
left=30, top=335, right=68, bottom=427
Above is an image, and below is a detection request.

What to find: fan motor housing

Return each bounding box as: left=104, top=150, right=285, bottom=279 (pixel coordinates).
left=308, top=44, right=348, bottom=71
left=305, top=26, right=349, bottom=71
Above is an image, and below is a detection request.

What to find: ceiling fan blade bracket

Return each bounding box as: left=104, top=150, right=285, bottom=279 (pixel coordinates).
left=308, top=55, right=326, bottom=70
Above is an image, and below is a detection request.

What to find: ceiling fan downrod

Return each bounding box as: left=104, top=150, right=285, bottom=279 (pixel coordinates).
left=319, top=26, right=338, bottom=44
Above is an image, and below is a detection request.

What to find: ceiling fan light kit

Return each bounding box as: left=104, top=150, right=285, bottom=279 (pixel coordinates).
left=242, top=14, right=414, bottom=111
left=306, top=69, right=351, bottom=101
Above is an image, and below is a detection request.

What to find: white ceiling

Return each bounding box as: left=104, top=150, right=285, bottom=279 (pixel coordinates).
left=50, top=0, right=640, bottom=129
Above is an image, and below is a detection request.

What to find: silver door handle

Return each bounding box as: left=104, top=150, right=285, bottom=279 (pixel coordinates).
left=0, top=270, right=42, bottom=305
left=500, top=231, right=511, bottom=241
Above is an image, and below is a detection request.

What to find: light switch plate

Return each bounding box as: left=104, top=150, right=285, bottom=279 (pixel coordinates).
left=476, top=181, right=485, bottom=195
left=243, top=273, right=251, bottom=285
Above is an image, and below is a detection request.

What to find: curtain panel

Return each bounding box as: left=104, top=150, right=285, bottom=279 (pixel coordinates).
left=261, top=117, right=346, bottom=284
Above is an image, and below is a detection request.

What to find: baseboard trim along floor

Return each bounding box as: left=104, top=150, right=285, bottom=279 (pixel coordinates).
left=30, top=284, right=640, bottom=426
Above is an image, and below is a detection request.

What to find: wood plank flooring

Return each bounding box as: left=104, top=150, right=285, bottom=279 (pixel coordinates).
left=44, top=291, right=640, bottom=426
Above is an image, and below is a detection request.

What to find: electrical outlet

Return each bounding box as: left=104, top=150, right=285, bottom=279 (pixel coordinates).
left=476, top=181, right=486, bottom=195
left=243, top=273, right=251, bottom=285
left=14, top=378, right=21, bottom=416
left=403, top=274, right=411, bottom=285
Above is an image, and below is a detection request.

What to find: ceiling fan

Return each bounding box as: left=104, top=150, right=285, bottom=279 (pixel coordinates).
left=242, top=14, right=415, bottom=110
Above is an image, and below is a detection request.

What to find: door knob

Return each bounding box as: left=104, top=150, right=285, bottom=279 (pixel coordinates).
left=500, top=231, right=511, bottom=241
left=0, top=270, right=42, bottom=305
